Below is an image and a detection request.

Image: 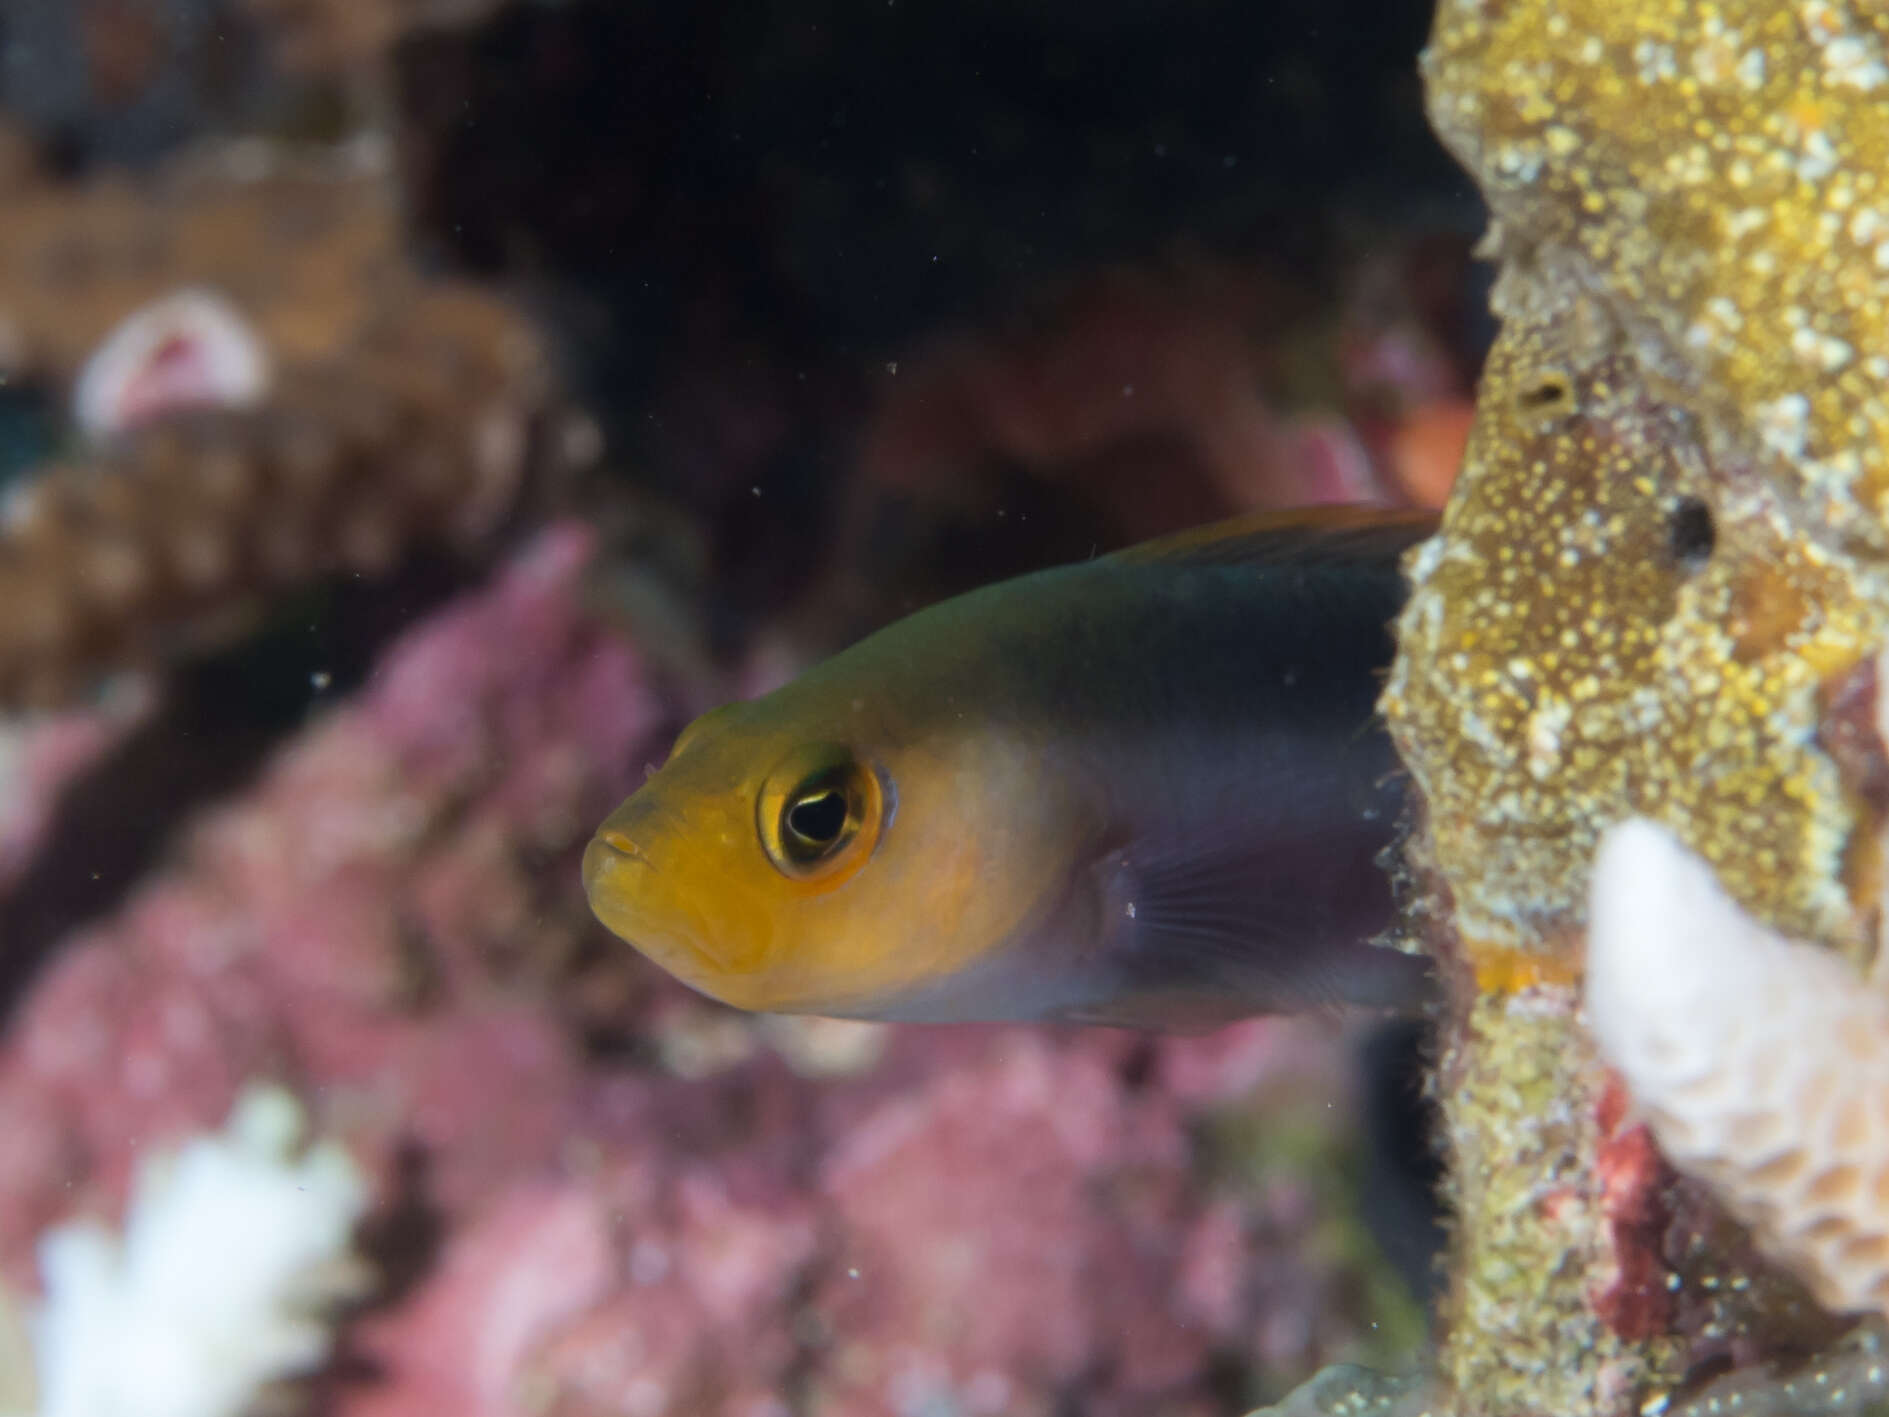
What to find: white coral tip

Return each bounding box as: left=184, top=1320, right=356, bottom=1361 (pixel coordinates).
left=73, top=288, right=270, bottom=440
left=1586, top=817, right=1762, bottom=1091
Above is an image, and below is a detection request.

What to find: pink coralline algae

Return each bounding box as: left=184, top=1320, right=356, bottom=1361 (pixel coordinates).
left=0, top=688, right=150, bottom=895
left=809, top=1035, right=1207, bottom=1417
left=0, top=522, right=1393, bottom=1415
left=0, top=520, right=661, bottom=1266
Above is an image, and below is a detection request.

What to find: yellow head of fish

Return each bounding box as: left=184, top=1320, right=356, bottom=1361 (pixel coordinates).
left=582, top=655, right=1084, bottom=1019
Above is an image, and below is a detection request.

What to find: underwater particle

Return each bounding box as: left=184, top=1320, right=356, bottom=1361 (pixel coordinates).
left=12, top=1082, right=371, bottom=1417
left=71, top=288, right=270, bottom=440
left=1587, top=818, right=1889, bottom=1319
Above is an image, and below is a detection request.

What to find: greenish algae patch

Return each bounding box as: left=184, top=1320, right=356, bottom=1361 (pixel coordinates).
left=1208, top=1099, right=1431, bottom=1391
left=1437, top=988, right=1674, bottom=1412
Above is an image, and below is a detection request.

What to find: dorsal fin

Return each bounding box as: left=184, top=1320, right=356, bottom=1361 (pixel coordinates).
left=1109, top=505, right=1439, bottom=571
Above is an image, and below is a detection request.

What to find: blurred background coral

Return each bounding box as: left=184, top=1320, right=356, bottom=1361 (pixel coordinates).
left=0, top=2, right=1483, bottom=1413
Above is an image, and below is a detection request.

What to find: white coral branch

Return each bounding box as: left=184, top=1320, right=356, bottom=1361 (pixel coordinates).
left=5, top=1083, right=371, bottom=1417
left=1586, top=817, right=1889, bottom=1317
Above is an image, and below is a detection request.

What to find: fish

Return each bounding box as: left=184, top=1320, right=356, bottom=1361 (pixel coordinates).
left=583, top=505, right=1439, bottom=1031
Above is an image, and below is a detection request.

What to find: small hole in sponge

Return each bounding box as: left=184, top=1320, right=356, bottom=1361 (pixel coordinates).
left=1515, top=370, right=1576, bottom=425
left=1667, top=496, right=1716, bottom=570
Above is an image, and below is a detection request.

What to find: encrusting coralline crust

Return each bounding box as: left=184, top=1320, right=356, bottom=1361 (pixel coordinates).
left=1353, top=1, right=1889, bottom=1414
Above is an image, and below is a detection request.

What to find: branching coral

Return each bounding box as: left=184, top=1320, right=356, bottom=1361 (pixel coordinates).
left=0, top=139, right=597, bottom=707
left=0, top=283, right=564, bottom=706
left=7, top=1083, right=370, bottom=1417
left=0, top=148, right=408, bottom=390
left=1589, top=818, right=1889, bottom=1319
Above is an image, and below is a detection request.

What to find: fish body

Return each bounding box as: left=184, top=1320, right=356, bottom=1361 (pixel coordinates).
left=584, top=507, right=1437, bottom=1029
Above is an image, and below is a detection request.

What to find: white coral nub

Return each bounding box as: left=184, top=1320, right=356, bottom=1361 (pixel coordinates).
left=13, top=1084, right=370, bottom=1417
left=72, top=288, right=270, bottom=440
left=1586, top=818, right=1889, bottom=1316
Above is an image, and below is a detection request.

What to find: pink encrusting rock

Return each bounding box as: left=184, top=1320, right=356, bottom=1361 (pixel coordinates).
left=0, top=521, right=664, bottom=1272
left=0, top=688, right=153, bottom=895
left=806, top=1032, right=1206, bottom=1417
left=0, top=521, right=1387, bottom=1415
left=345, top=1185, right=620, bottom=1417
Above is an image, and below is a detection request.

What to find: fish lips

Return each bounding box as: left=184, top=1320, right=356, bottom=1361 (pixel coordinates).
left=582, top=830, right=748, bottom=980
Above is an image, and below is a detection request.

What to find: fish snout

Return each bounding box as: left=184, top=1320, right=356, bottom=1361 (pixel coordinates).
left=583, top=805, right=755, bottom=982
left=582, top=830, right=651, bottom=918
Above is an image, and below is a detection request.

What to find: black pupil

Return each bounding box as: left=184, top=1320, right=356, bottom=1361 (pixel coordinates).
left=786, top=789, right=848, bottom=845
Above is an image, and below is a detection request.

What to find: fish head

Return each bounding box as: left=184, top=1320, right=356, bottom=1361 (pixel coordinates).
left=583, top=691, right=1077, bottom=1016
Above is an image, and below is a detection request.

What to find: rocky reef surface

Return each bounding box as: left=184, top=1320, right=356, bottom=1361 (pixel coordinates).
left=1261, top=0, right=1889, bottom=1413
left=0, top=4, right=1489, bottom=1413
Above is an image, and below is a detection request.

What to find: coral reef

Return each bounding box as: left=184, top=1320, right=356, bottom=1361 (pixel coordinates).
left=0, top=148, right=407, bottom=389
left=0, top=280, right=564, bottom=705
left=1356, top=0, right=1889, bottom=1412
left=1588, top=819, right=1889, bottom=1319
left=0, top=688, right=150, bottom=895
left=0, top=139, right=590, bottom=706
left=812, top=257, right=1470, bottom=644
left=0, top=8, right=1492, bottom=1412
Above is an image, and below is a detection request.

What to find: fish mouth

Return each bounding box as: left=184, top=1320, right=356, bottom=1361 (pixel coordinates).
left=582, top=833, right=657, bottom=945
left=581, top=832, right=741, bottom=977
left=582, top=830, right=645, bottom=890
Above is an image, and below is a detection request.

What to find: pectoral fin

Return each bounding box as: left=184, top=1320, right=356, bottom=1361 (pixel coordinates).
left=1057, top=823, right=1435, bottom=1032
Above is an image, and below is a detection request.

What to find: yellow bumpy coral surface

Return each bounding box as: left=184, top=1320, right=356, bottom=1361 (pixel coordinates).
left=1424, top=0, right=1889, bottom=558
left=1388, top=0, right=1889, bottom=963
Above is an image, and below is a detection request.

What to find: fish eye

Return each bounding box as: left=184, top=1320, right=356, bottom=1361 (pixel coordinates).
left=757, top=743, right=886, bottom=883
